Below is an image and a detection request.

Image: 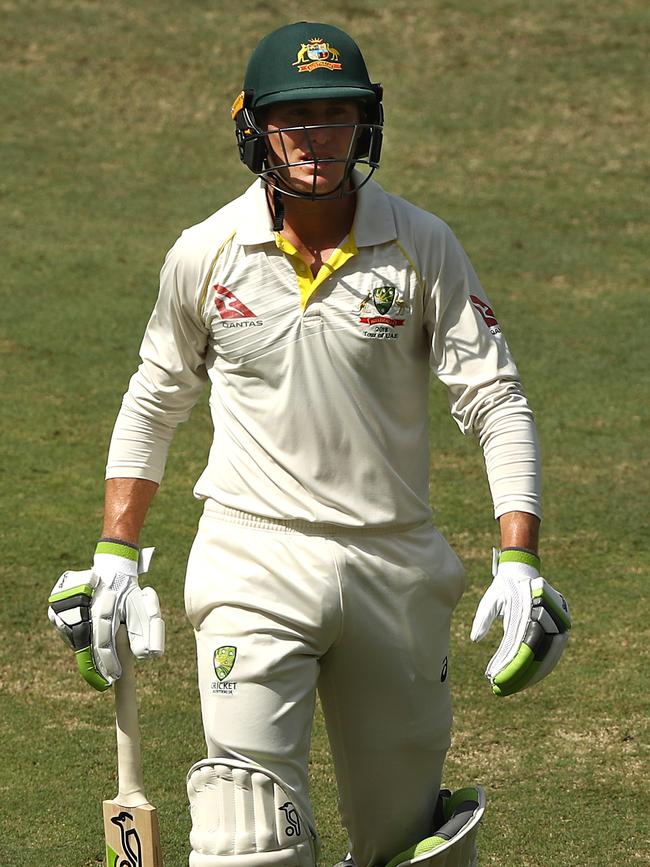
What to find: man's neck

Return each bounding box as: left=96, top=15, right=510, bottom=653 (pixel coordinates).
left=268, top=187, right=357, bottom=256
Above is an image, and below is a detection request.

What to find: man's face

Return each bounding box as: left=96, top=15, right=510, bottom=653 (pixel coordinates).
left=259, top=98, right=363, bottom=196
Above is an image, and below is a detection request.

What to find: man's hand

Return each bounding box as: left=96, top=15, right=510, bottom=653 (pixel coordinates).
left=48, top=539, right=165, bottom=691
left=470, top=548, right=571, bottom=696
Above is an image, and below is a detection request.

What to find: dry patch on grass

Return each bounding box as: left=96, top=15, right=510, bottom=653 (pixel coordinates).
left=442, top=527, right=496, bottom=565
left=547, top=454, right=650, bottom=484
left=1, top=628, right=100, bottom=705
left=3, top=610, right=178, bottom=689
left=554, top=715, right=649, bottom=782
left=0, top=338, right=27, bottom=354
left=445, top=720, right=523, bottom=792
left=447, top=702, right=650, bottom=862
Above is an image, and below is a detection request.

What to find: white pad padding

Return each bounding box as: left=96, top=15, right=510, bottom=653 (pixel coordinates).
left=394, top=786, right=486, bottom=867
left=187, top=758, right=317, bottom=867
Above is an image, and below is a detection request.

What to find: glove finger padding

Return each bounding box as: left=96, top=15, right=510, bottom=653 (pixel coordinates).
left=125, top=585, right=165, bottom=659
left=48, top=569, right=112, bottom=691
left=91, top=584, right=122, bottom=682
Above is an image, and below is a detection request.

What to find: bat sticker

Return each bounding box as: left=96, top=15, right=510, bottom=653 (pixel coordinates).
left=108, top=811, right=143, bottom=867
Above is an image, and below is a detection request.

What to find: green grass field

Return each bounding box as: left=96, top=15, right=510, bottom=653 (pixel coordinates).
left=1, top=1, right=648, bottom=864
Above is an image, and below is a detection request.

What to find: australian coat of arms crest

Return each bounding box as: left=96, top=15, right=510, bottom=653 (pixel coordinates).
left=293, top=38, right=342, bottom=72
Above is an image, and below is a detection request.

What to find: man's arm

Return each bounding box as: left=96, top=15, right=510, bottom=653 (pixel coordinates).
left=101, top=478, right=159, bottom=547
left=499, top=510, right=540, bottom=554
left=420, top=224, right=569, bottom=693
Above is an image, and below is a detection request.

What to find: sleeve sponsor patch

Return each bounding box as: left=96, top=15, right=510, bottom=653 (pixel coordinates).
left=470, top=294, right=501, bottom=333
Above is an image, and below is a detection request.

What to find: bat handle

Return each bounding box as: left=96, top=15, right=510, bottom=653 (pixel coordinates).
left=114, top=626, right=148, bottom=807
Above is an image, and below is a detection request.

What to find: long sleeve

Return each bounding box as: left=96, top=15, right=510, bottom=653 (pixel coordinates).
left=106, top=233, right=210, bottom=483
left=425, top=223, right=542, bottom=518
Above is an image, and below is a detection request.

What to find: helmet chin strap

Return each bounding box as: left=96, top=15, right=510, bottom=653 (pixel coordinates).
left=271, top=186, right=285, bottom=232
left=266, top=174, right=353, bottom=233
left=266, top=163, right=359, bottom=233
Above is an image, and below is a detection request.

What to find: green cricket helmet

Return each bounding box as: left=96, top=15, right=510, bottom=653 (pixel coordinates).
left=231, top=21, right=384, bottom=199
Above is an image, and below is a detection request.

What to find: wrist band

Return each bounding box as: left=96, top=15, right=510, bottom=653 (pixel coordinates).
left=96, top=538, right=140, bottom=561
left=499, top=547, right=541, bottom=571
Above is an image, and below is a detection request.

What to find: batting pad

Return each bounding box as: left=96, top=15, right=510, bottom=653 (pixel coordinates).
left=187, top=758, right=317, bottom=867
left=385, top=786, right=486, bottom=867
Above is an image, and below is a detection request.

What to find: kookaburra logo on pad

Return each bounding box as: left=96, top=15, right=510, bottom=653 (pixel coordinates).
left=279, top=801, right=302, bottom=837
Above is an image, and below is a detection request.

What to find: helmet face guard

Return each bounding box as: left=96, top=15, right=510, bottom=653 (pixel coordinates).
left=232, top=22, right=384, bottom=200
left=233, top=95, right=383, bottom=200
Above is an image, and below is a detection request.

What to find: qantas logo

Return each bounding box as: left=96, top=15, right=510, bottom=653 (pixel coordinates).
left=470, top=294, right=501, bottom=333
left=214, top=285, right=256, bottom=319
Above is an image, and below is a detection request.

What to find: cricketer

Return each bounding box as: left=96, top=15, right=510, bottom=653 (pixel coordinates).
left=48, top=21, right=571, bottom=867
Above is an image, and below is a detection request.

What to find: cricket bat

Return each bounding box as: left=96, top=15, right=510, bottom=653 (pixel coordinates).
left=102, top=626, right=164, bottom=867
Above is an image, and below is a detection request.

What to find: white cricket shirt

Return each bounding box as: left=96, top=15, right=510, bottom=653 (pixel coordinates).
left=106, top=175, right=541, bottom=528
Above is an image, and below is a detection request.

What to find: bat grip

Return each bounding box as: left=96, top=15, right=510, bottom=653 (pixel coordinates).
left=113, top=626, right=148, bottom=807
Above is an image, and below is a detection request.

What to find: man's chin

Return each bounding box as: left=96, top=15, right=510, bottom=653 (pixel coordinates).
left=277, top=168, right=348, bottom=197
left=299, top=183, right=341, bottom=197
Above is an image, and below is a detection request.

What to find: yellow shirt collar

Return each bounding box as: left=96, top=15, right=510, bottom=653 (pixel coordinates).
left=274, top=231, right=359, bottom=309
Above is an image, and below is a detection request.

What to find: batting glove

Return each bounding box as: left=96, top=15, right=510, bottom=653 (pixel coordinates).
left=470, top=548, right=571, bottom=697
left=48, top=539, right=165, bottom=691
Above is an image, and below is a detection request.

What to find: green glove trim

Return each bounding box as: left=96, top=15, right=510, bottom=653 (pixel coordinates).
left=492, top=644, right=540, bottom=696
left=532, top=585, right=572, bottom=631
left=499, top=549, right=541, bottom=570
left=95, top=540, right=139, bottom=561
left=48, top=584, right=95, bottom=604
left=75, top=646, right=111, bottom=692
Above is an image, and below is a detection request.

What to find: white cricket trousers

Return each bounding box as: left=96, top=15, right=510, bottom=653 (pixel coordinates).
left=185, top=501, right=466, bottom=867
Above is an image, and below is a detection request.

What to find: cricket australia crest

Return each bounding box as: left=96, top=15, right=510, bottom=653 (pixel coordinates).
left=214, top=646, right=237, bottom=681
left=372, top=285, right=395, bottom=315
left=357, top=284, right=408, bottom=339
